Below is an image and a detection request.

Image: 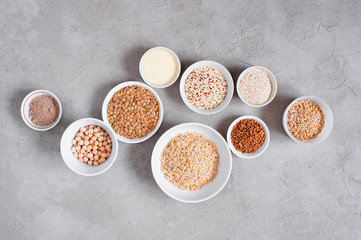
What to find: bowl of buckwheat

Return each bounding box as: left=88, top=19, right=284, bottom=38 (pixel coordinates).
left=283, top=95, right=333, bottom=144
left=227, top=115, right=270, bottom=159
left=60, top=118, right=119, bottom=176
left=102, top=81, right=164, bottom=144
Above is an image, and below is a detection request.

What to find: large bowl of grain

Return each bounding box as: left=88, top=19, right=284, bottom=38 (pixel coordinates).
left=283, top=96, right=333, bottom=144
left=151, top=122, right=232, bottom=203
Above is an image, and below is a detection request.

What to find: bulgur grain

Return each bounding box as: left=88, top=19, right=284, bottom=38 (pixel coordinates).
left=161, top=132, right=219, bottom=191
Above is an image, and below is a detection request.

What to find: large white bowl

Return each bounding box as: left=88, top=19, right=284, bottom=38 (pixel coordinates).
left=139, top=46, right=181, bottom=88
left=236, top=66, right=277, bottom=107
left=179, top=60, right=234, bottom=115
left=21, top=89, right=62, bottom=131
left=102, top=81, right=164, bottom=144
left=227, top=115, right=270, bottom=159
left=283, top=96, right=333, bottom=144
left=151, top=122, right=232, bottom=203
left=60, top=118, right=119, bottom=176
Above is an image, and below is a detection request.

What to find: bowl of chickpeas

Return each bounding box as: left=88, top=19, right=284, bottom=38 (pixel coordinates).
left=60, top=118, right=119, bottom=176
left=102, top=81, right=164, bottom=144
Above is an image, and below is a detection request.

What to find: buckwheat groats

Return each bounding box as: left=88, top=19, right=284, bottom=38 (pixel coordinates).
left=161, top=132, right=219, bottom=191
left=287, top=100, right=325, bottom=141
left=72, top=125, right=112, bottom=166
left=184, top=66, right=227, bottom=109
left=107, top=85, right=159, bottom=139
left=231, top=119, right=266, bottom=154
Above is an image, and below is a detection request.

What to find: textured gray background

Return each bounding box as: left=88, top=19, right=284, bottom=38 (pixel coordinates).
left=1, top=0, right=361, bottom=239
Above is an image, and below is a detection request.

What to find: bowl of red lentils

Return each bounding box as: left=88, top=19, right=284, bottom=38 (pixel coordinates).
left=179, top=60, right=234, bottom=115
left=102, top=81, right=164, bottom=144
left=237, top=66, right=277, bottom=107
left=60, top=118, right=119, bottom=176
left=283, top=95, right=333, bottom=144
left=227, top=115, right=270, bottom=159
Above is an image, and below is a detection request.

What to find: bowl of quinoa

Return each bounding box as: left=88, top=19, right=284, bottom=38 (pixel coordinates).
left=179, top=60, right=234, bottom=115
left=151, top=122, right=232, bottom=203
left=237, top=66, right=277, bottom=107
left=283, top=95, right=333, bottom=144
left=102, top=81, right=164, bottom=144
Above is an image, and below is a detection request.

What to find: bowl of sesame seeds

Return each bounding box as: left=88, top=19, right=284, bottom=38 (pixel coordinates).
left=283, top=95, right=333, bottom=144
left=179, top=60, right=234, bottom=115
left=237, top=66, right=277, bottom=107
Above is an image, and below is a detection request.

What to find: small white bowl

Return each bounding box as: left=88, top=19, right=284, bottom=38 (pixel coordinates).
left=283, top=96, right=333, bottom=144
left=227, top=115, right=270, bottom=159
left=152, top=122, right=232, bottom=203
left=237, top=66, right=277, bottom=107
left=179, top=60, right=234, bottom=115
left=60, top=118, right=119, bottom=176
left=139, top=46, right=181, bottom=88
left=102, top=81, right=164, bottom=144
left=21, top=89, right=62, bottom=131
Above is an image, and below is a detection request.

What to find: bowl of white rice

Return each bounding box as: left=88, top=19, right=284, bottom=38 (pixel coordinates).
left=237, top=66, right=277, bottom=107
left=151, top=122, right=232, bottom=203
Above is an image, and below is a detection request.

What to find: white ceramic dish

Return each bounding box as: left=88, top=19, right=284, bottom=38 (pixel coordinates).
left=237, top=66, right=277, bottom=107
left=102, top=81, right=164, bottom=144
left=60, top=118, right=119, bottom=176
left=227, top=115, right=270, bottom=159
left=282, top=95, right=333, bottom=144
left=21, top=89, right=62, bottom=131
left=179, top=60, right=234, bottom=115
left=151, top=122, right=232, bottom=203
left=139, top=46, right=181, bottom=88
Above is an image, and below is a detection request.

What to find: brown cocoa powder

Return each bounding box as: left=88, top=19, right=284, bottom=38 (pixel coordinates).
left=29, top=95, right=59, bottom=126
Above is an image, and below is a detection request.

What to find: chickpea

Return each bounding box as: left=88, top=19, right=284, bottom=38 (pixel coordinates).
left=72, top=125, right=112, bottom=166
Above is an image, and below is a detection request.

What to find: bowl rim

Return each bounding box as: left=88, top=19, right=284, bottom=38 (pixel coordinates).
left=101, top=81, right=164, bottom=144
left=282, top=95, right=333, bottom=144
left=151, top=122, right=233, bottom=203
left=179, top=60, right=234, bottom=115
left=227, top=115, right=270, bottom=159
left=139, top=46, right=181, bottom=89
left=21, top=89, right=62, bottom=131
left=236, top=66, right=278, bottom=108
left=60, top=117, right=119, bottom=176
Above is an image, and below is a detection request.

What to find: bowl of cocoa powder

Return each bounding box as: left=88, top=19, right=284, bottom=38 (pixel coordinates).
left=21, top=90, right=62, bottom=131
left=227, top=115, right=270, bottom=159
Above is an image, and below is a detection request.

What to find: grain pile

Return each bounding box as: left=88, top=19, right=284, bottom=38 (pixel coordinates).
left=107, top=85, right=159, bottom=139
left=287, top=100, right=325, bottom=141
left=184, top=66, right=227, bottom=109
left=239, top=69, right=272, bottom=105
left=161, top=132, right=219, bottom=191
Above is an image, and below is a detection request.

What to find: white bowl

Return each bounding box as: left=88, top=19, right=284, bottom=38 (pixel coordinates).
left=227, top=115, right=270, bottom=159
left=151, top=122, right=232, bottom=203
left=139, top=46, right=181, bottom=88
left=236, top=66, right=277, bottom=107
left=60, top=118, right=119, bottom=176
left=21, top=89, right=62, bottom=131
left=102, top=81, right=164, bottom=144
left=283, top=96, right=333, bottom=144
left=179, top=60, right=234, bottom=115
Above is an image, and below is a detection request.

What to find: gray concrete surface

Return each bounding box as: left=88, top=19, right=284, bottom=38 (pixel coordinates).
left=1, top=0, right=361, bottom=239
